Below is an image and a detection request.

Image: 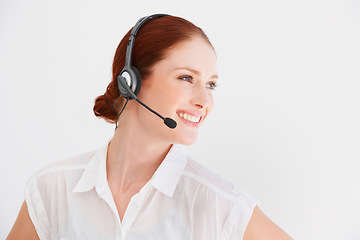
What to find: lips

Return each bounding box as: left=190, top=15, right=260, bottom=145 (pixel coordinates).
left=176, top=111, right=203, bottom=124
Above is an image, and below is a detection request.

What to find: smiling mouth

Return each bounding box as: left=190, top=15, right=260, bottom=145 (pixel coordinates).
left=177, top=112, right=201, bottom=123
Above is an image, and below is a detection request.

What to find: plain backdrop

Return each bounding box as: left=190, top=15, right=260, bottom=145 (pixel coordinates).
left=1, top=0, right=359, bottom=239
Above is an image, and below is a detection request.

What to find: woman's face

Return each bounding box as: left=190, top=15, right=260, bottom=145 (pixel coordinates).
left=136, top=36, right=218, bottom=145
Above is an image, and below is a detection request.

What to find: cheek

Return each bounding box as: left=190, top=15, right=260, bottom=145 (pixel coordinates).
left=157, top=80, right=186, bottom=106
left=155, top=87, right=181, bottom=108
left=139, top=80, right=182, bottom=112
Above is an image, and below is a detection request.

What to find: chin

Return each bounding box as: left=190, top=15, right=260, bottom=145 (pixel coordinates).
left=174, top=133, right=198, bottom=146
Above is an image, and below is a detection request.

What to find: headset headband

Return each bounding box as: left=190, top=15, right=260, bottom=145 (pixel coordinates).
left=125, top=14, right=169, bottom=67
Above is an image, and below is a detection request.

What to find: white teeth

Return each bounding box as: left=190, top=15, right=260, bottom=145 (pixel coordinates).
left=178, top=112, right=201, bottom=123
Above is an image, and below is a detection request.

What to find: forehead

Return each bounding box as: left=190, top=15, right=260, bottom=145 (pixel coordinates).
left=154, top=37, right=217, bottom=76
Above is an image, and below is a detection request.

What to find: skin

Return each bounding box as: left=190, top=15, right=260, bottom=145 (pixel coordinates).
left=7, top=201, right=39, bottom=239
left=8, top=36, right=293, bottom=240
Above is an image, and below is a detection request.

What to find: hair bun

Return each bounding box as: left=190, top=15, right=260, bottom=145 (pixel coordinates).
left=93, top=81, right=124, bottom=124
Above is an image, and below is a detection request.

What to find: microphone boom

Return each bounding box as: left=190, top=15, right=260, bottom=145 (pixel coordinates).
left=135, top=99, right=177, bottom=129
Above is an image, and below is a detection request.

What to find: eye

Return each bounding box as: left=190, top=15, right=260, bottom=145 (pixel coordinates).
left=206, top=82, right=217, bottom=90
left=179, top=75, right=194, bottom=83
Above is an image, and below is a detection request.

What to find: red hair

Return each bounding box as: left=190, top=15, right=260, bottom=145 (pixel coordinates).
left=93, top=15, right=213, bottom=123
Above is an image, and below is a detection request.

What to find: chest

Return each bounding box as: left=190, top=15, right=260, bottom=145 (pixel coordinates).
left=112, top=188, right=141, bottom=222
left=49, top=182, right=230, bottom=239
left=60, top=189, right=205, bottom=239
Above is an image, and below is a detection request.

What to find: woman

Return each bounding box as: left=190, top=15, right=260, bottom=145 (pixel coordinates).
left=8, top=14, right=292, bottom=239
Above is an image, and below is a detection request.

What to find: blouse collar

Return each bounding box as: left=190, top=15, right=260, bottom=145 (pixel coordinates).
left=73, top=142, right=188, bottom=198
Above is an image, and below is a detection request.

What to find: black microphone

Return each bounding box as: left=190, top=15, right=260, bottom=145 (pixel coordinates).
left=117, top=76, right=177, bottom=129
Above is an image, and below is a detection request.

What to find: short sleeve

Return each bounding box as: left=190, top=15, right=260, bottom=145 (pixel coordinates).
left=24, top=174, right=51, bottom=240
left=222, top=187, right=258, bottom=240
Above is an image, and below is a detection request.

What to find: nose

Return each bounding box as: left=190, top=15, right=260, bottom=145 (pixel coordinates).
left=190, top=84, right=211, bottom=109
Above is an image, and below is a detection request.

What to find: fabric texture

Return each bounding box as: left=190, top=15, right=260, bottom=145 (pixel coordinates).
left=25, top=142, right=257, bottom=240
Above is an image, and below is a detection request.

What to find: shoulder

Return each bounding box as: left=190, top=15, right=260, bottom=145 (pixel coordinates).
left=23, top=148, right=100, bottom=239
left=180, top=156, right=258, bottom=238
left=25, top=149, right=98, bottom=197
left=29, top=149, right=97, bottom=180
left=183, top=157, right=234, bottom=197
left=182, top=156, right=256, bottom=203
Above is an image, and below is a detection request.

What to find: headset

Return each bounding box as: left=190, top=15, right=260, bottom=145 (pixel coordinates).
left=116, top=14, right=177, bottom=129
left=117, top=14, right=168, bottom=99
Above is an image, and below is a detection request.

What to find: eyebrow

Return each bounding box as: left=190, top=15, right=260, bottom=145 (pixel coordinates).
left=174, top=67, right=218, bottom=79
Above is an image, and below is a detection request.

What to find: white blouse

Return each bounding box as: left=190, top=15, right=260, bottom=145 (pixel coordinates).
left=25, top=142, right=257, bottom=240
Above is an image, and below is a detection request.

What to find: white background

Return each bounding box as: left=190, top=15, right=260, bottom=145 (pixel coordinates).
left=1, top=0, right=359, bottom=239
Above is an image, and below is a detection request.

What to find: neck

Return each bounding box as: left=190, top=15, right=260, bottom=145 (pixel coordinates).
left=106, top=114, right=172, bottom=193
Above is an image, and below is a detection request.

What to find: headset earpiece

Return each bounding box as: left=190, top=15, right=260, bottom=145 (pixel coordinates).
left=117, top=74, right=138, bottom=100
left=118, top=65, right=141, bottom=99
